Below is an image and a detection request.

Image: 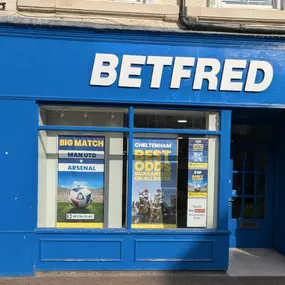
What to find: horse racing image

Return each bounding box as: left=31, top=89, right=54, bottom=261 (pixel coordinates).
left=132, top=138, right=177, bottom=228
left=132, top=188, right=177, bottom=227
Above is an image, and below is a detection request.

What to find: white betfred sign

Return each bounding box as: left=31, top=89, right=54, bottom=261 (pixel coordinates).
left=90, top=53, right=274, bottom=92
left=187, top=198, right=207, bottom=228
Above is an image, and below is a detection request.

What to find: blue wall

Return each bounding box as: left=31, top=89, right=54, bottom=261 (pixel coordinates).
left=0, top=99, right=37, bottom=276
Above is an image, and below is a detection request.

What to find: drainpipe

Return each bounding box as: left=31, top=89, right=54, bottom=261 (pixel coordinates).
left=179, top=0, right=285, bottom=35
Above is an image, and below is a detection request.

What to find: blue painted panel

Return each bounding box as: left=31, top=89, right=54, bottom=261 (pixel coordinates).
left=134, top=239, right=214, bottom=261
left=0, top=26, right=284, bottom=108
left=230, top=230, right=274, bottom=248
left=0, top=233, right=34, bottom=276
left=0, top=99, right=38, bottom=231
left=40, top=238, right=122, bottom=261
left=35, top=232, right=229, bottom=271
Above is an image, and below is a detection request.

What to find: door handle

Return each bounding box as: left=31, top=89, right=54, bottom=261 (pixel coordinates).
left=228, top=198, right=234, bottom=206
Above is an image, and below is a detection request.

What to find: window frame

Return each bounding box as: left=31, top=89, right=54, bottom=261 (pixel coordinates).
left=37, top=104, right=227, bottom=232
left=214, top=0, right=281, bottom=9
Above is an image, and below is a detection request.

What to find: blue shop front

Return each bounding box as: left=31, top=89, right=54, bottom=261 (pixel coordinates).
left=1, top=24, right=285, bottom=276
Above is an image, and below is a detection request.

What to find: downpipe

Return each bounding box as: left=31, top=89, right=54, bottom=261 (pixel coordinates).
left=179, top=0, right=285, bottom=35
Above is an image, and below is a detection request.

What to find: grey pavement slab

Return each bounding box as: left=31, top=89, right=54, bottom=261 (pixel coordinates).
left=1, top=276, right=285, bottom=285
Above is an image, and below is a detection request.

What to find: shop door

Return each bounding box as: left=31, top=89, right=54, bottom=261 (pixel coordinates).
left=229, top=141, right=276, bottom=248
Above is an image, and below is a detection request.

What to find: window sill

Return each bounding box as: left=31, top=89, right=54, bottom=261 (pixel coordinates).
left=17, top=0, right=178, bottom=21
left=187, top=6, right=285, bottom=24
left=35, top=228, right=230, bottom=235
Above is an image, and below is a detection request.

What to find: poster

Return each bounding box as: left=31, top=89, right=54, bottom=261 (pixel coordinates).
left=187, top=138, right=208, bottom=228
left=57, top=136, right=105, bottom=228
left=132, top=138, right=177, bottom=229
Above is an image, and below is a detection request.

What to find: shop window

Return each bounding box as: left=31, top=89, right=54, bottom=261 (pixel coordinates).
left=134, top=109, right=219, bottom=131
left=131, top=134, right=219, bottom=229
left=38, top=106, right=220, bottom=230
left=40, top=106, right=128, bottom=127
left=38, top=105, right=128, bottom=228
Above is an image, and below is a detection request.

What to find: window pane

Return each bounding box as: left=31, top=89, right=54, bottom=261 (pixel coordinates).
left=38, top=131, right=127, bottom=229
left=244, top=198, right=254, bottom=219
left=245, top=151, right=254, bottom=171
left=256, top=174, right=266, bottom=195
left=39, top=106, right=128, bottom=127
left=256, top=152, right=267, bottom=172
left=134, top=109, right=220, bottom=130
left=131, top=135, right=219, bottom=229
left=233, top=151, right=244, bottom=171
left=233, top=173, right=242, bottom=195
left=244, top=174, right=254, bottom=195
left=232, top=197, right=242, bottom=219
left=223, top=0, right=272, bottom=5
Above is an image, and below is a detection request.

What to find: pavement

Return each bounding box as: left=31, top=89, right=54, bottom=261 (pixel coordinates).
left=1, top=249, right=285, bottom=284
left=1, top=274, right=285, bottom=285
left=228, top=248, right=285, bottom=276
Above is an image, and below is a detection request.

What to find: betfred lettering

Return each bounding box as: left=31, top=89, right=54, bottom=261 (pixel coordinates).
left=90, top=53, right=273, bottom=92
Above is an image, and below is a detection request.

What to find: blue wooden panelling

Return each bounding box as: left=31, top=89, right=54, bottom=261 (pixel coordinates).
left=35, top=232, right=229, bottom=271
left=134, top=239, right=214, bottom=262
left=40, top=239, right=123, bottom=262
left=0, top=233, right=34, bottom=277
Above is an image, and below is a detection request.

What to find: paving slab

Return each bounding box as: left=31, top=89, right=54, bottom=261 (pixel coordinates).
left=1, top=276, right=285, bottom=285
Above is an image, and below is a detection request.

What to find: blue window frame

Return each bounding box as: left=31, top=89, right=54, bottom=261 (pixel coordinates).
left=37, top=104, right=230, bottom=232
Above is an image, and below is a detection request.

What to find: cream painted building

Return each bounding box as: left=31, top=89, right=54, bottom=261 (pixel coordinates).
left=0, top=0, right=285, bottom=32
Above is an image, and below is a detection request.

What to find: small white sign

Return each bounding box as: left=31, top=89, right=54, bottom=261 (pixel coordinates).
left=66, top=213, right=95, bottom=220
left=187, top=198, right=207, bottom=228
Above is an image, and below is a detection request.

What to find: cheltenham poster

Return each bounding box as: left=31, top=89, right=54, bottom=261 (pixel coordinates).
left=132, top=138, right=177, bottom=228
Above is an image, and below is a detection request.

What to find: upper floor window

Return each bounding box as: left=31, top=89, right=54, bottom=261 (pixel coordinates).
left=113, top=0, right=155, bottom=3
left=216, top=0, right=281, bottom=9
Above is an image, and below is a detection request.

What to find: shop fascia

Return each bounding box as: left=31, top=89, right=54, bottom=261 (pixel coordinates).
left=90, top=53, right=274, bottom=92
